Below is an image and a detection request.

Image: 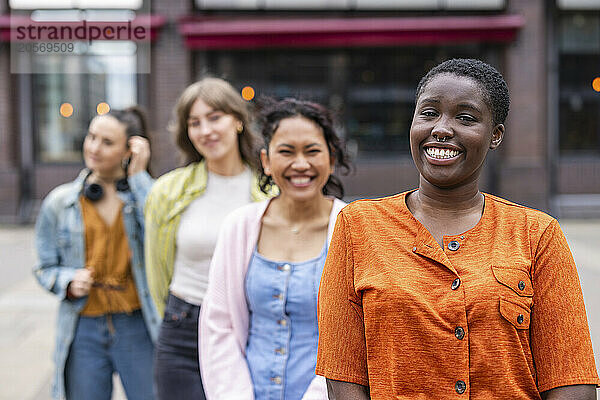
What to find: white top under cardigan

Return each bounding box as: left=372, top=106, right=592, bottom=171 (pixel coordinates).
left=170, top=168, right=251, bottom=305
left=199, top=197, right=347, bottom=400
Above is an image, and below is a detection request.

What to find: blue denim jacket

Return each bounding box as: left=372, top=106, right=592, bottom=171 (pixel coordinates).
left=33, top=170, right=159, bottom=400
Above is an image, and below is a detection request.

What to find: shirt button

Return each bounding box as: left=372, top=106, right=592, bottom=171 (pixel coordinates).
left=272, top=292, right=283, bottom=300
left=451, top=278, right=461, bottom=290
left=277, top=319, right=287, bottom=326
left=271, top=376, right=282, bottom=385
left=455, top=380, right=466, bottom=394
left=517, top=314, right=524, bottom=324
left=518, top=280, right=526, bottom=291
left=448, top=241, right=460, bottom=251
left=275, top=347, right=286, bottom=355
left=279, top=264, right=291, bottom=272
left=454, top=326, right=465, bottom=340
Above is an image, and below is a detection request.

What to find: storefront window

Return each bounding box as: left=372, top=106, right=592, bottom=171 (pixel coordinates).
left=33, top=42, right=137, bottom=163
left=203, top=45, right=486, bottom=156
left=558, top=12, right=600, bottom=155
left=195, top=0, right=505, bottom=10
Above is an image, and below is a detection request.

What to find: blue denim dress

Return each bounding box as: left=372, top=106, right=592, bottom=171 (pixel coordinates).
left=245, top=243, right=328, bottom=400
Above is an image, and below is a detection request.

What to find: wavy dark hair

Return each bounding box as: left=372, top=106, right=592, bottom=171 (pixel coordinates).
left=258, top=98, right=351, bottom=199
left=169, top=77, right=261, bottom=170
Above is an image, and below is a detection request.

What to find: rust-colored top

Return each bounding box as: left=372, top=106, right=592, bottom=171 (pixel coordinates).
left=80, top=196, right=141, bottom=316
left=316, top=191, right=599, bottom=399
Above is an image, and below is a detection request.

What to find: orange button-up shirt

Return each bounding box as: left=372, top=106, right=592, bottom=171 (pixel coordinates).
left=316, top=191, right=598, bottom=399
left=80, top=196, right=141, bottom=316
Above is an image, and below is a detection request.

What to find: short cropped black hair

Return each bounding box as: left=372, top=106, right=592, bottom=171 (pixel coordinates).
left=415, top=58, right=510, bottom=125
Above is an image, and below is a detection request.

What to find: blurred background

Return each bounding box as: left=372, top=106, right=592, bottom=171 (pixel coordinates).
left=0, top=1, right=600, bottom=399
left=0, top=0, right=599, bottom=222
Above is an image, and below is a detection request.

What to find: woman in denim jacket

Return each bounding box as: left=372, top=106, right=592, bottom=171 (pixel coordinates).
left=34, top=107, right=157, bottom=400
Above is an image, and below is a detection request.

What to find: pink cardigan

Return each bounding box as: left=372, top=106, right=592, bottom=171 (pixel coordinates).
left=199, top=197, right=346, bottom=400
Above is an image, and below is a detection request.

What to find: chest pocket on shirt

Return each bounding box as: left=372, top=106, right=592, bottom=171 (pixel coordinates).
left=492, top=266, right=533, bottom=297
left=499, top=297, right=531, bottom=329
left=492, top=266, right=533, bottom=329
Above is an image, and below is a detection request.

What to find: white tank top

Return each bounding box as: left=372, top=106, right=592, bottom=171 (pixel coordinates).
left=169, top=167, right=252, bottom=305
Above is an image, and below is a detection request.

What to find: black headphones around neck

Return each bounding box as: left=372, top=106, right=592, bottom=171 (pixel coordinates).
left=83, top=171, right=130, bottom=202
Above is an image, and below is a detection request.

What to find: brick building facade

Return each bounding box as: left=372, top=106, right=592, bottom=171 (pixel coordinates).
left=0, top=0, right=599, bottom=222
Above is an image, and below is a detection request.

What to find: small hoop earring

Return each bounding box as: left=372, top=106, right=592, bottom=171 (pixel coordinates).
left=237, top=125, right=243, bottom=134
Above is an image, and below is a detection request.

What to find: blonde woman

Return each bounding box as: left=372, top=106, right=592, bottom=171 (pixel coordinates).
left=145, top=78, right=271, bottom=399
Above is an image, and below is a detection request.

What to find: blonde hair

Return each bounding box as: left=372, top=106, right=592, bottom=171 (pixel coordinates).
left=170, top=77, right=261, bottom=169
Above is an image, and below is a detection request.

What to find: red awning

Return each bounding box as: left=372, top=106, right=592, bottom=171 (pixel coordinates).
left=0, top=14, right=166, bottom=42
left=179, top=15, right=525, bottom=50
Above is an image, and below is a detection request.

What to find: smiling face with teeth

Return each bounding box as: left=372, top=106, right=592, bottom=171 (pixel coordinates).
left=261, top=116, right=334, bottom=203
left=410, top=73, right=504, bottom=189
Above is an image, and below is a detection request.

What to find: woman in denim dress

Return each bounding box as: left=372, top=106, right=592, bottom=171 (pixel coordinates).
left=34, top=107, right=156, bottom=400
left=200, top=98, right=351, bottom=400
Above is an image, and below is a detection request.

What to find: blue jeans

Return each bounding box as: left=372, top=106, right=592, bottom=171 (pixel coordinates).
left=65, top=310, right=154, bottom=400
left=154, top=293, right=206, bottom=400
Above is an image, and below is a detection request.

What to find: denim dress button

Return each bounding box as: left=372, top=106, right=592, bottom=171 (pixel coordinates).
left=448, top=241, right=460, bottom=251
left=275, top=347, right=286, bottom=355
left=517, top=314, right=524, bottom=324
left=518, top=280, right=526, bottom=291
left=278, top=264, right=291, bottom=272
left=454, top=326, right=465, bottom=340
left=455, top=380, right=466, bottom=394
left=271, top=376, right=282, bottom=385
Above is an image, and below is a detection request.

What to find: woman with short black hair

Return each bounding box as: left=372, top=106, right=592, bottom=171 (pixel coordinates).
left=317, top=59, right=599, bottom=400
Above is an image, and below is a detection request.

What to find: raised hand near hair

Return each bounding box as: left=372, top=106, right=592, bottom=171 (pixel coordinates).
left=127, top=136, right=151, bottom=176
left=67, top=267, right=94, bottom=298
